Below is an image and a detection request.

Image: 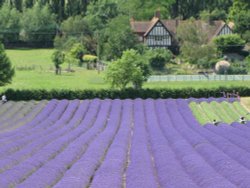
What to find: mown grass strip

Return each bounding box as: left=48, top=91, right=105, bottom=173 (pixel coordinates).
left=221, top=102, right=240, bottom=122
left=210, top=102, right=234, bottom=123
left=200, top=102, right=221, bottom=123
left=233, top=102, right=250, bottom=120
left=189, top=102, right=210, bottom=125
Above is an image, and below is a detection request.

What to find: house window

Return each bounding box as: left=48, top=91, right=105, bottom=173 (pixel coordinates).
left=154, top=36, right=163, bottom=41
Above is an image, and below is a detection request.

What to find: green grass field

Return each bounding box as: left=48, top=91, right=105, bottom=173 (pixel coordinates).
left=190, top=101, right=250, bottom=125
left=1, top=48, right=250, bottom=92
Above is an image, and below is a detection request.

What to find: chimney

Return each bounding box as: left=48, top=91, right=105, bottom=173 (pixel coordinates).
left=155, top=9, right=161, bottom=19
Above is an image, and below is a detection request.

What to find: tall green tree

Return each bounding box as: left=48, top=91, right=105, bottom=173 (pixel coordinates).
left=118, top=0, right=174, bottom=20
left=172, top=0, right=232, bottom=19
left=99, top=15, right=137, bottom=60
left=105, top=49, right=150, bottom=89
left=0, top=3, right=21, bottom=44
left=54, top=15, right=94, bottom=53
left=20, top=3, right=56, bottom=45
left=177, top=19, right=217, bottom=67
left=0, top=43, right=15, bottom=86
left=229, top=0, right=250, bottom=41
left=85, top=0, right=119, bottom=31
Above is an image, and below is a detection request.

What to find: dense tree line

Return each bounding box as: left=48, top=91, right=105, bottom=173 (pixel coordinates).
left=0, top=0, right=248, bottom=59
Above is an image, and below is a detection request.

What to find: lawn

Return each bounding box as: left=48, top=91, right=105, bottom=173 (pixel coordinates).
left=1, top=48, right=250, bottom=92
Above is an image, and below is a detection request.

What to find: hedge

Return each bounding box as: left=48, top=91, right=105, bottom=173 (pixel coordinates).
left=1, top=87, right=250, bottom=101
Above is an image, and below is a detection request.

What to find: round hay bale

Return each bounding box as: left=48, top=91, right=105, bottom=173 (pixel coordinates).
left=215, top=60, right=230, bottom=74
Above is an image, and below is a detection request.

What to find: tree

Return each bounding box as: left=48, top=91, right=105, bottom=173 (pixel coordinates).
left=85, top=0, right=120, bottom=31
left=171, top=0, right=232, bottom=19
left=147, top=48, right=172, bottom=69
left=99, top=15, right=138, bottom=60
left=177, top=19, right=217, bottom=67
left=105, top=49, right=150, bottom=89
left=118, top=0, right=174, bottom=20
left=229, top=0, right=250, bottom=41
left=20, top=3, right=56, bottom=46
left=51, top=50, right=64, bottom=75
left=0, top=43, right=14, bottom=86
left=54, top=15, right=94, bottom=53
left=213, top=34, right=245, bottom=53
left=0, top=3, right=21, bottom=44
left=200, top=8, right=227, bottom=21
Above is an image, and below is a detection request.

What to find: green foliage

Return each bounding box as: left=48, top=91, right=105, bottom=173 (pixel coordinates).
left=200, top=8, right=227, bottom=21
left=171, top=0, right=232, bottom=19
left=51, top=50, right=64, bottom=75
left=2, top=86, right=250, bottom=101
left=85, top=0, right=120, bottom=31
left=213, top=34, right=246, bottom=53
left=69, top=43, right=86, bottom=66
left=147, top=48, right=172, bottom=69
left=0, top=3, right=20, bottom=44
left=20, top=3, right=56, bottom=44
left=177, top=19, right=217, bottom=66
left=227, top=66, right=248, bottom=74
left=54, top=15, right=94, bottom=53
left=99, top=15, right=138, bottom=60
left=233, top=10, right=250, bottom=40
left=0, top=43, right=14, bottom=86
left=118, top=0, right=174, bottom=20
left=105, top=49, right=150, bottom=89
left=197, top=57, right=217, bottom=69
left=229, top=0, right=250, bottom=39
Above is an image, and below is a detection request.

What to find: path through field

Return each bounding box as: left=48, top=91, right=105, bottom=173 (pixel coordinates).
left=0, top=99, right=250, bottom=188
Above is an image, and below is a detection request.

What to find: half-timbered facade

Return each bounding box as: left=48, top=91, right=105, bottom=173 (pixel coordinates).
left=217, top=24, right=233, bottom=36
left=130, top=11, right=233, bottom=52
left=145, top=21, right=172, bottom=48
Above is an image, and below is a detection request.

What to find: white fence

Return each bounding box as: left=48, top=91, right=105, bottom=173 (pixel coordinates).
left=147, top=75, right=250, bottom=82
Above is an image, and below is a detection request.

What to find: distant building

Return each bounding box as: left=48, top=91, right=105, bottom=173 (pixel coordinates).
left=130, top=10, right=233, bottom=53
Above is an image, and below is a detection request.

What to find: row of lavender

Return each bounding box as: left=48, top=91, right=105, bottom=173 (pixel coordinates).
left=0, top=99, right=250, bottom=187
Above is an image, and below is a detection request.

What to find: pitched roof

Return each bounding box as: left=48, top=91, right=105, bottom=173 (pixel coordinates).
left=130, top=17, right=233, bottom=41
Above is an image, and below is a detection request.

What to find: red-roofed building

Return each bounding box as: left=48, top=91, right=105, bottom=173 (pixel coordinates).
left=130, top=10, right=233, bottom=53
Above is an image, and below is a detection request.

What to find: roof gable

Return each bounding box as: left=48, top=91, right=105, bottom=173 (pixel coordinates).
left=144, top=18, right=171, bottom=37
left=131, top=18, right=230, bottom=41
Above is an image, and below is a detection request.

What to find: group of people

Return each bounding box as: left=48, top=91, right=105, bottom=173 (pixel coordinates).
left=220, top=91, right=240, bottom=100
left=212, top=116, right=248, bottom=126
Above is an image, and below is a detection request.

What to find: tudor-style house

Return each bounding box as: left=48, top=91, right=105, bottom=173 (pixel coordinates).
left=130, top=11, right=233, bottom=53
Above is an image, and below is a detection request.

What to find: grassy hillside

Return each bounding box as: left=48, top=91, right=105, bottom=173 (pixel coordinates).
left=1, top=48, right=250, bottom=92
left=190, top=101, right=250, bottom=125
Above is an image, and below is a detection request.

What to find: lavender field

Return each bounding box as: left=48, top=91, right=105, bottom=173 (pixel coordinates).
left=0, top=98, right=250, bottom=188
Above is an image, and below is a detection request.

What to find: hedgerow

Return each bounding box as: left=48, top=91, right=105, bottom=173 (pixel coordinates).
left=1, top=87, right=250, bottom=101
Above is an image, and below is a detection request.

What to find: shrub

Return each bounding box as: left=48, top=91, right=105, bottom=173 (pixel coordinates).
left=227, top=66, right=248, bottom=74
left=1, top=87, right=250, bottom=101
left=148, top=48, right=172, bottom=69
left=213, top=34, right=245, bottom=53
